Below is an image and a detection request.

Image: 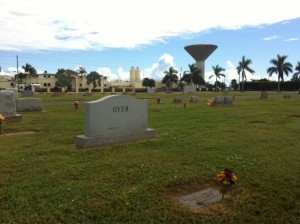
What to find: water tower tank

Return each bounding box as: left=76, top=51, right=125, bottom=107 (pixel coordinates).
left=184, top=44, right=218, bottom=80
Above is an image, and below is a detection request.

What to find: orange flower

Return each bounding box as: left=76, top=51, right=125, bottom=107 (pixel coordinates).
left=217, top=169, right=238, bottom=185
left=207, top=98, right=215, bottom=106
left=231, top=175, right=238, bottom=182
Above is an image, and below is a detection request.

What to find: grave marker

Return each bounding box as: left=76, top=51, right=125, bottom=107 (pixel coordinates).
left=178, top=187, right=225, bottom=209
left=0, top=91, right=22, bottom=122
left=183, top=86, right=196, bottom=94
left=76, top=95, right=155, bottom=148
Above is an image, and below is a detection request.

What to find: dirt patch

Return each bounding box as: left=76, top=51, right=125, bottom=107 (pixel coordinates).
left=289, top=115, right=300, bottom=119
left=249, top=120, right=266, bottom=124
left=89, top=196, right=110, bottom=208
left=0, top=131, right=35, bottom=137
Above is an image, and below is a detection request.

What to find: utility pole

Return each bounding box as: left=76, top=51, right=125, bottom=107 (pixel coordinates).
left=16, top=55, right=19, bottom=74
left=16, top=55, right=19, bottom=91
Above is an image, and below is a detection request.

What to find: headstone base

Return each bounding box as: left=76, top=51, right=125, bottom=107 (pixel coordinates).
left=76, top=129, right=155, bottom=148
left=5, top=114, right=22, bottom=123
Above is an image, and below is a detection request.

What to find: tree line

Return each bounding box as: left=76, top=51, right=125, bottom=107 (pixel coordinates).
left=156, top=54, right=300, bottom=92
left=15, top=54, right=300, bottom=92
left=15, top=66, right=102, bottom=91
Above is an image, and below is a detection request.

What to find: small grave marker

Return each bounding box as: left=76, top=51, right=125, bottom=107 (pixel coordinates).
left=178, top=187, right=225, bottom=209
left=189, top=96, right=198, bottom=103
left=260, top=91, right=268, bottom=99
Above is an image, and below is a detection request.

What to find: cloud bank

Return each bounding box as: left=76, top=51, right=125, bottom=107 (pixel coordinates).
left=1, top=0, right=299, bottom=51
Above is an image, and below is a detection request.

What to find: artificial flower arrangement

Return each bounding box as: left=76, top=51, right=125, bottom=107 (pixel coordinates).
left=207, top=98, right=215, bottom=106
left=0, top=113, right=7, bottom=135
left=217, top=168, right=237, bottom=199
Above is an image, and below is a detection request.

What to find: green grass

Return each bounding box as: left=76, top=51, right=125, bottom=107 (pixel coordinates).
left=1, top=91, right=300, bottom=223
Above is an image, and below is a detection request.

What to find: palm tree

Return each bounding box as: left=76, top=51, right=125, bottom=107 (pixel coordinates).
left=181, top=63, right=204, bottom=87
left=237, top=56, right=255, bottom=91
left=162, top=66, right=178, bottom=90
left=209, top=65, right=225, bottom=91
left=293, top=61, right=300, bottom=78
left=18, top=63, right=37, bottom=83
left=292, top=61, right=300, bottom=90
left=267, top=54, right=293, bottom=92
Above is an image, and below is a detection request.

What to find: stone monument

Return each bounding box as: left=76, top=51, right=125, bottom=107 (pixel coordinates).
left=0, top=91, right=22, bottom=122
left=16, top=98, right=43, bottom=112
left=76, top=95, right=155, bottom=148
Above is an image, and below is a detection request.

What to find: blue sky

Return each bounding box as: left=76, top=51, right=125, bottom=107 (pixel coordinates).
left=0, top=0, right=299, bottom=85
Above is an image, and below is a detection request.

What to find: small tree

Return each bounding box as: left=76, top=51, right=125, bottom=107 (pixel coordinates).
left=230, top=79, right=238, bottom=90
left=162, top=66, right=178, bottom=90
left=237, top=56, right=255, bottom=91
left=55, top=69, right=73, bottom=90
left=292, top=61, right=300, bottom=90
left=86, top=71, right=101, bottom=89
left=267, top=54, right=293, bottom=92
left=142, top=78, right=156, bottom=88
left=181, top=63, right=204, bottom=87
left=18, top=63, right=38, bottom=83
left=148, top=79, right=155, bottom=88
left=209, top=65, right=225, bottom=91
left=142, top=78, right=150, bottom=87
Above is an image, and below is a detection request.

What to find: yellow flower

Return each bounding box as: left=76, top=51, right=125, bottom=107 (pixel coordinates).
left=0, top=114, right=6, bottom=122
left=217, top=172, right=226, bottom=181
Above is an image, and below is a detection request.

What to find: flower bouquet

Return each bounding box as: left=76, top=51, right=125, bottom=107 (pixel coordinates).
left=207, top=98, right=215, bottom=106
left=0, top=114, right=7, bottom=135
left=217, top=168, right=237, bottom=200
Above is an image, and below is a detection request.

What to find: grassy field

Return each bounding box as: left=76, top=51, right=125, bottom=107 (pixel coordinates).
left=0, top=91, right=299, bottom=223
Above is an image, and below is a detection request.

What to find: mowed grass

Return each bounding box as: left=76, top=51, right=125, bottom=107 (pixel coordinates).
left=0, top=91, right=299, bottom=223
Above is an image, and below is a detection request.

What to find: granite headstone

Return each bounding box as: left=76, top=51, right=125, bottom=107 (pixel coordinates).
left=76, top=94, right=155, bottom=148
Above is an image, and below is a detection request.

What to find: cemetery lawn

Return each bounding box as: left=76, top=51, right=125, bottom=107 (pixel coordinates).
left=0, top=91, right=299, bottom=223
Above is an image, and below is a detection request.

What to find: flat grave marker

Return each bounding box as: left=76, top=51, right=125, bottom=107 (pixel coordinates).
left=178, top=187, right=225, bottom=210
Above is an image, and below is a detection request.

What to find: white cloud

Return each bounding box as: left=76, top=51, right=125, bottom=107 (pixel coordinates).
left=263, top=35, right=279, bottom=41
left=224, top=61, right=237, bottom=85
left=0, top=66, right=24, bottom=76
left=97, top=67, right=115, bottom=81
left=96, top=54, right=175, bottom=82
left=116, top=67, right=130, bottom=81
left=0, top=0, right=299, bottom=51
left=143, top=54, right=176, bottom=81
left=97, top=66, right=129, bottom=82
left=284, top=38, right=299, bottom=42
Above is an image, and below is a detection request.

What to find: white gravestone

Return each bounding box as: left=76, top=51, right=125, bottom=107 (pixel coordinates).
left=76, top=95, right=155, bottom=148
left=2, top=88, right=18, bottom=99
